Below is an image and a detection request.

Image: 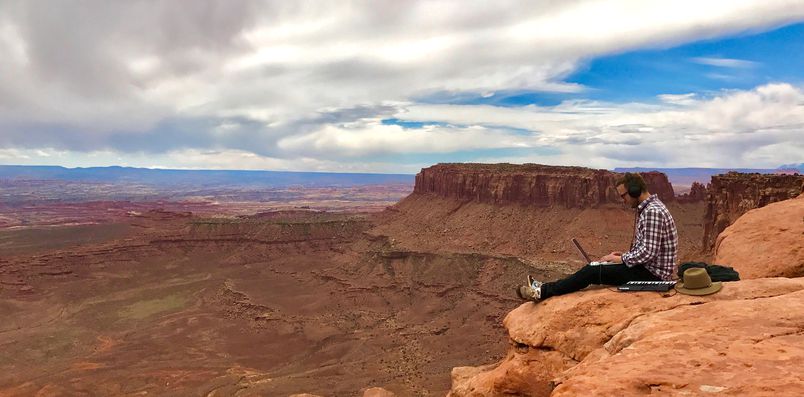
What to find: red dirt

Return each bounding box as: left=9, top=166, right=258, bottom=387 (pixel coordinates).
left=0, top=210, right=553, bottom=396
left=0, top=196, right=707, bottom=396
left=0, top=166, right=712, bottom=395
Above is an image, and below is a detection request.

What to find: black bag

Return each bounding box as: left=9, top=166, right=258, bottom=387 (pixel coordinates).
left=678, top=262, right=741, bottom=282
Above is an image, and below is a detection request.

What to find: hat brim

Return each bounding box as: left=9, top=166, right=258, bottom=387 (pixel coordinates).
left=674, top=281, right=723, bottom=296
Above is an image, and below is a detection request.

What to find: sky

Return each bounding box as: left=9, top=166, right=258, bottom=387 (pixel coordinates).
left=0, top=0, right=803, bottom=174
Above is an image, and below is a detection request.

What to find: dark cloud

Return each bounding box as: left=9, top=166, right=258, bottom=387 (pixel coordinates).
left=8, top=0, right=261, bottom=99
left=0, top=103, right=403, bottom=159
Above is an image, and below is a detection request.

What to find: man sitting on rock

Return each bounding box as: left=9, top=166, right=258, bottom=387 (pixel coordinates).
left=517, top=172, right=678, bottom=302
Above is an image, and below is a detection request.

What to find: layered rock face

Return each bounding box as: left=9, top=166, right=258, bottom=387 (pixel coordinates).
left=414, top=164, right=675, bottom=208
left=702, top=172, right=804, bottom=251
left=716, top=193, right=804, bottom=278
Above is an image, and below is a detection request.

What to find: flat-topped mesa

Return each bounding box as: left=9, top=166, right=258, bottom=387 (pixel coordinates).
left=703, top=172, right=804, bottom=251
left=413, top=163, right=674, bottom=208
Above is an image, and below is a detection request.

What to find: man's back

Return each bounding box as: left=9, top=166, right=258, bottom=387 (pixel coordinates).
left=621, top=194, right=678, bottom=281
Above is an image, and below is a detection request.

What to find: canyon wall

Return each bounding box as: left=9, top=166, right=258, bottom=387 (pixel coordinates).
left=374, top=163, right=705, bottom=267
left=413, top=163, right=675, bottom=208
left=702, top=172, right=804, bottom=251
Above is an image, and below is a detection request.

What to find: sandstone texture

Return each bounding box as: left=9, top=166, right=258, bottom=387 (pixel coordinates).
left=414, top=163, right=675, bottom=208
left=449, top=278, right=804, bottom=397
left=715, top=193, right=804, bottom=279
left=362, top=387, right=397, bottom=397
left=702, top=172, right=804, bottom=251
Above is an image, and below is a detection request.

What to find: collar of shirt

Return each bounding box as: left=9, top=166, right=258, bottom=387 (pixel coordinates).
left=636, top=193, right=658, bottom=214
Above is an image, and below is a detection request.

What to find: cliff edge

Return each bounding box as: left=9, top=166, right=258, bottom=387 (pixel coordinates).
left=414, top=163, right=675, bottom=208
left=374, top=163, right=703, bottom=266
left=702, top=172, right=804, bottom=251
left=449, top=195, right=804, bottom=396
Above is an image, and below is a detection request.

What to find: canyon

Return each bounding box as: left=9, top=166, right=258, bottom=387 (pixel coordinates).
left=1, top=163, right=801, bottom=396
left=702, top=172, right=804, bottom=251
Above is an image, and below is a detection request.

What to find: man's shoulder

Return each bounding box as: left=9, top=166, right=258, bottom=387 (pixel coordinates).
left=643, top=199, right=672, bottom=216
left=643, top=199, right=677, bottom=228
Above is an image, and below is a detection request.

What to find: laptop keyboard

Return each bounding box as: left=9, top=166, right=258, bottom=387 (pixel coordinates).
left=617, top=281, right=676, bottom=291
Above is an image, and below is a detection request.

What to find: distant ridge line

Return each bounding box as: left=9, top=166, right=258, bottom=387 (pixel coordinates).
left=0, top=165, right=415, bottom=187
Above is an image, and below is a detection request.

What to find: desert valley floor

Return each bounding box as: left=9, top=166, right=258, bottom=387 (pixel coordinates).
left=0, top=193, right=708, bottom=396
left=0, top=212, right=552, bottom=396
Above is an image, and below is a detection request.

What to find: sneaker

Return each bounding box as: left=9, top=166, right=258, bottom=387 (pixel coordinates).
left=527, top=275, right=542, bottom=291
left=516, top=283, right=541, bottom=302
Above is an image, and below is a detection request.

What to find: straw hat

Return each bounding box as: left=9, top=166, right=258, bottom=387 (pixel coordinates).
left=675, top=267, right=722, bottom=296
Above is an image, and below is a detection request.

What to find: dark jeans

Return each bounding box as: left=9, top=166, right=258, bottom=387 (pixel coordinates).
left=540, top=264, right=660, bottom=299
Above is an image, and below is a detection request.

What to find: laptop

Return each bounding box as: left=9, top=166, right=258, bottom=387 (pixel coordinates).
left=571, top=238, right=622, bottom=266
left=617, top=280, right=676, bottom=291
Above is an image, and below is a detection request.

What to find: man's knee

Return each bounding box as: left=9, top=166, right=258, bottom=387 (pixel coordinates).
left=575, top=264, right=600, bottom=280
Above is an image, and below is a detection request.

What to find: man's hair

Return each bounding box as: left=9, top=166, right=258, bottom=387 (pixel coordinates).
left=616, top=172, right=648, bottom=194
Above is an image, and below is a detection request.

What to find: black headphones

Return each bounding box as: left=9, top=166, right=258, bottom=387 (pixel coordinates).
left=625, top=174, right=643, bottom=198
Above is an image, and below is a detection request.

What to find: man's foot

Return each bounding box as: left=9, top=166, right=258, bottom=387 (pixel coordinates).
left=527, top=275, right=542, bottom=291
left=516, top=279, right=542, bottom=302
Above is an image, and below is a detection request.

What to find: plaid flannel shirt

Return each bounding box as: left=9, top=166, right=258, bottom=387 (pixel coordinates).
left=621, top=194, right=678, bottom=281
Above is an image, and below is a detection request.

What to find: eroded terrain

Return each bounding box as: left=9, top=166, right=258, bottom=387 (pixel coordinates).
left=1, top=211, right=562, bottom=396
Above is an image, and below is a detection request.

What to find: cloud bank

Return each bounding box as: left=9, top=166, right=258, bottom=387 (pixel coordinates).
left=0, top=0, right=803, bottom=171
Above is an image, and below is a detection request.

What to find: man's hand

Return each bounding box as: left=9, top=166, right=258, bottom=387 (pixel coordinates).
left=600, top=252, right=623, bottom=263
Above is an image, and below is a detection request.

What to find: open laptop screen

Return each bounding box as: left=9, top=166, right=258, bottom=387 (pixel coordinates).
left=571, top=238, right=591, bottom=264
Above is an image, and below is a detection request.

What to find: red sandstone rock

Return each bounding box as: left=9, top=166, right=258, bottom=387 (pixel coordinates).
left=702, top=172, right=804, bottom=251
left=362, top=386, right=397, bottom=397
left=414, top=163, right=675, bottom=208
left=715, top=193, right=804, bottom=278
left=449, top=278, right=804, bottom=396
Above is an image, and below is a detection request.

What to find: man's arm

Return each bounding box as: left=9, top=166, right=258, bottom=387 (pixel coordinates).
left=620, top=208, right=663, bottom=266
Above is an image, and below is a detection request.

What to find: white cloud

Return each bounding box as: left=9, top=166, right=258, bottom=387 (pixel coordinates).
left=691, top=56, right=758, bottom=68
left=277, top=123, right=529, bottom=159
left=394, top=83, right=804, bottom=168
left=3, top=83, right=801, bottom=171
left=658, top=93, right=699, bottom=106
left=0, top=1, right=803, bottom=171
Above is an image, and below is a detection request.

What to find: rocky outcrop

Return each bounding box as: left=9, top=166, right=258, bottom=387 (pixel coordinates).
left=289, top=391, right=395, bottom=397
left=449, top=188, right=804, bottom=397
left=715, top=193, right=804, bottom=279
left=702, top=172, right=804, bottom=251
left=449, top=278, right=804, bottom=396
left=413, top=164, right=675, bottom=208
left=677, top=181, right=707, bottom=203
left=361, top=387, right=397, bottom=397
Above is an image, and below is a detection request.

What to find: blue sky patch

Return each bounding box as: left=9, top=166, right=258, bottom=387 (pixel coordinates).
left=567, top=22, right=804, bottom=103
left=416, top=22, right=804, bottom=107
left=381, top=118, right=450, bottom=129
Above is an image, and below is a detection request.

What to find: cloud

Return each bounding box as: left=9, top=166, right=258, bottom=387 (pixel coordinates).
left=394, top=83, right=804, bottom=168
left=1, top=1, right=803, bottom=171
left=658, top=93, right=699, bottom=106
left=691, top=56, right=758, bottom=68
